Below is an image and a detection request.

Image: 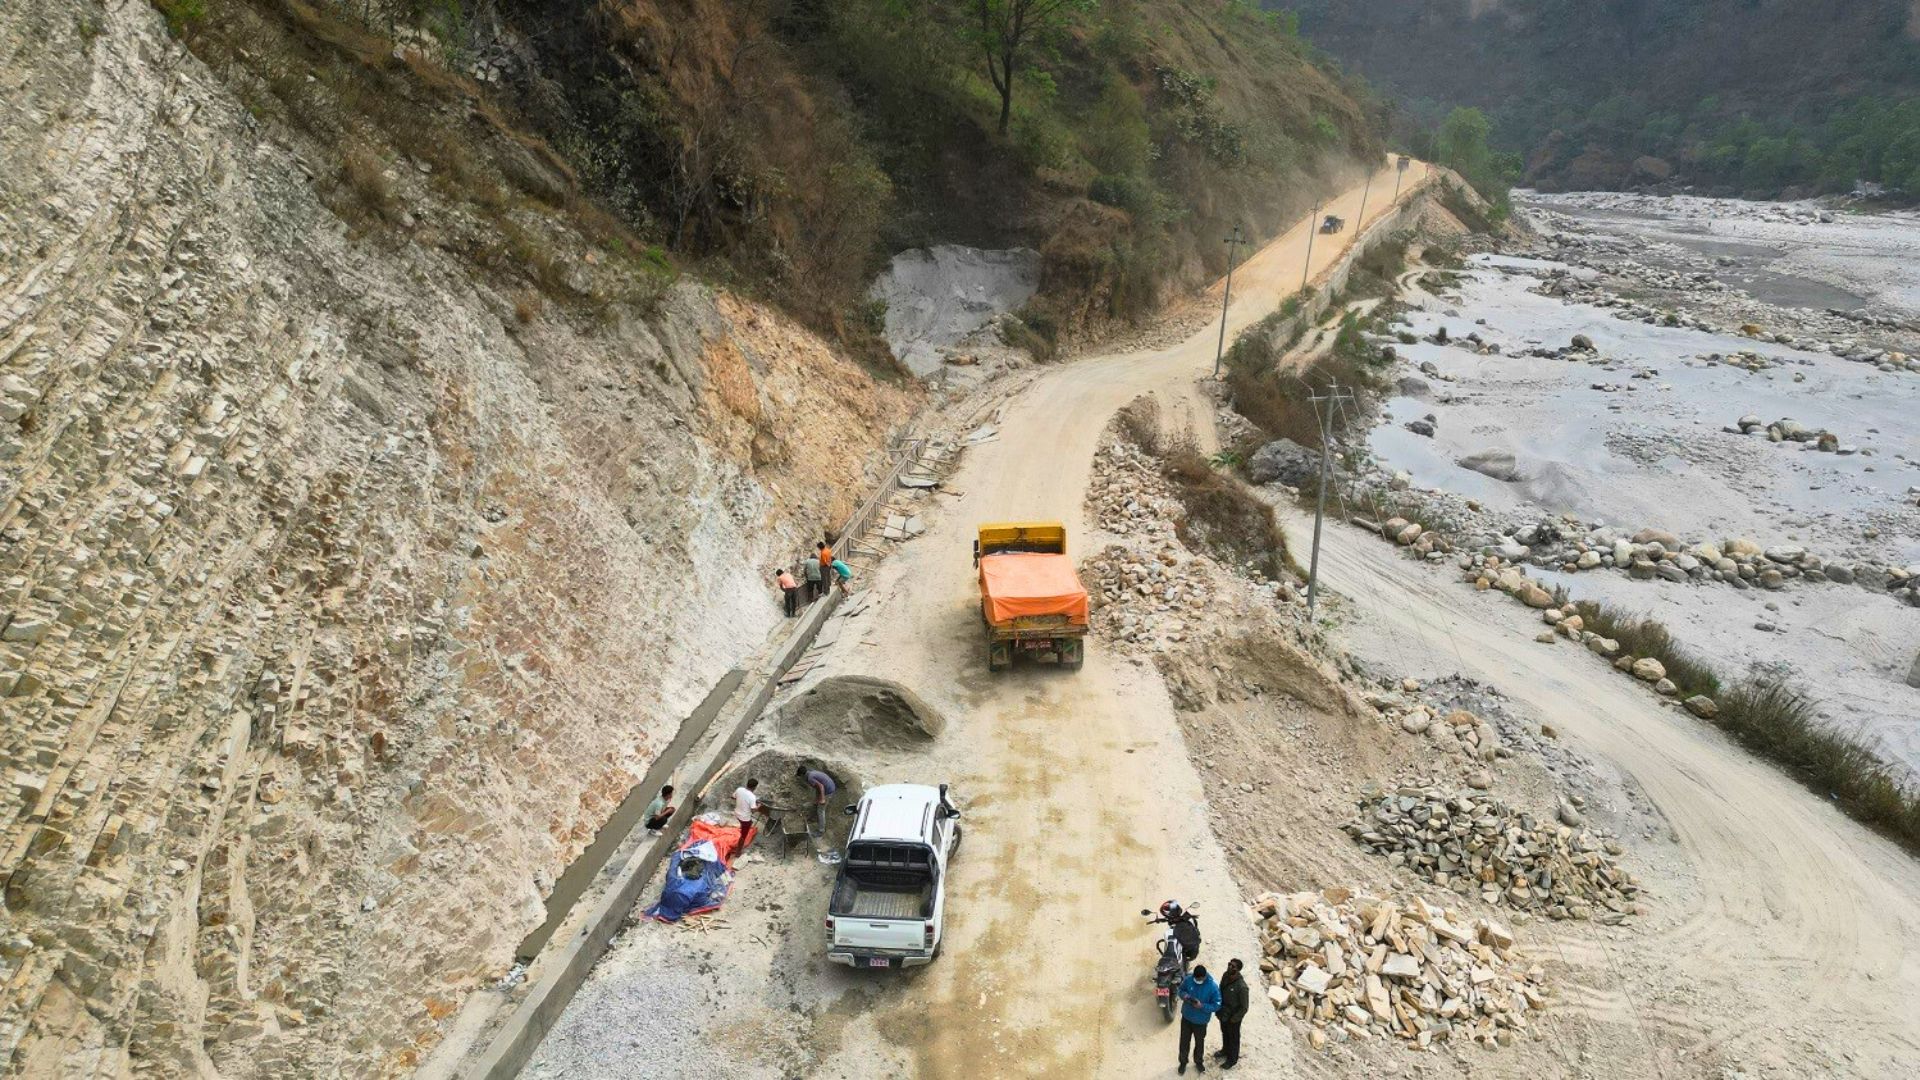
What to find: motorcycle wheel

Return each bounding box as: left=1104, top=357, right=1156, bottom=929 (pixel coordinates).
left=1161, top=993, right=1176, bottom=1021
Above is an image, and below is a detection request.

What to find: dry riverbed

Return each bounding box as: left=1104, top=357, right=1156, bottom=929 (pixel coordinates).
left=1354, top=194, right=1920, bottom=781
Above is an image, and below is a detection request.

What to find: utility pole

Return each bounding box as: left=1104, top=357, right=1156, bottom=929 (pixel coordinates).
left=1392, top=154, right=1411, bottom=204
left=1358, top=169, right=1373, bottom=228
left=1300, top=203, right=1319, bottom=292
left=1212, top=226, right=1247, bottom=378
left=1304, top=383, right=1355, bottom=622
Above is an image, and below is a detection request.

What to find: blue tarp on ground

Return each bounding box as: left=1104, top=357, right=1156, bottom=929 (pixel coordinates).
left=643, top=837, right=734, bottom=922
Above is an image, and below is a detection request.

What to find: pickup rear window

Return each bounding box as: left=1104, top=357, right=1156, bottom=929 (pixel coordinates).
left=844, top=841, right=932, bottom=887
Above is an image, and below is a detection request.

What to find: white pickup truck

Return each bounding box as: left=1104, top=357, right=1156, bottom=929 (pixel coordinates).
left=825, top=783, right=962, bottom=969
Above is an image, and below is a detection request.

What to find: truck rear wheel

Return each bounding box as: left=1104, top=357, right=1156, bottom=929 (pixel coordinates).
left=1060, top=638, right=1084, bottom=671
left=988, top=640, right=1012, bottom=672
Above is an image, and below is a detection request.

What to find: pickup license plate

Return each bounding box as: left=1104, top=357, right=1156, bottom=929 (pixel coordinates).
left=867, top=957, right=891, bottom=968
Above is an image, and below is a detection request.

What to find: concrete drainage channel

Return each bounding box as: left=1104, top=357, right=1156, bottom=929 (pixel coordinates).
left=510, top=669, right=747, bottom=963
left=419, top=435, right=934, bottom=1080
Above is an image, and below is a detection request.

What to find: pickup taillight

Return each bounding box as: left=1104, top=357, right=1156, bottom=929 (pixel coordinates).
left=923, top=923, right=934, bottom=947
left=825, top=917, right=835, bottom=932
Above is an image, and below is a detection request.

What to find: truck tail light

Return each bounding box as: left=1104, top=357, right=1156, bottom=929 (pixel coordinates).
left=825, top=917, right=835, bottom=932
left=923, top=923, right=934, bottom=947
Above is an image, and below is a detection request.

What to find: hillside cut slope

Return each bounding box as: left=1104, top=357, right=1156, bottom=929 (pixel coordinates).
left=0, top=2, right=912, bottom=1074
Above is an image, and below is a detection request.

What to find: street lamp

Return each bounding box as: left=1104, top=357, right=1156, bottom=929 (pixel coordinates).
left=1212, top=226, right=1247, bottom=378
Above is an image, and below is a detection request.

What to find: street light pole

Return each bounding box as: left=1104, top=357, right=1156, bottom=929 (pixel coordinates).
left=1300, top=203, right=1319, bottom=292
left=1212, top=226, right=1246, bottom=378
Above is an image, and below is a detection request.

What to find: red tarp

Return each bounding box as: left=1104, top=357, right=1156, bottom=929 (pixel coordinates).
left=979, top=552, right=1090, bottom=626
left=686, top=819, right=745, bottom=868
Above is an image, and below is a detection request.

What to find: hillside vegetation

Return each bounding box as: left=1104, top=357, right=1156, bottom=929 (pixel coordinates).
left=165, top=0, right=1381, bottom=346
left=1286, top=0, right=1920, bottom=197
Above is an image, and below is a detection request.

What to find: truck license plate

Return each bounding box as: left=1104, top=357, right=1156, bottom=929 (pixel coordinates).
left=867, top=957, right=891, bottom=968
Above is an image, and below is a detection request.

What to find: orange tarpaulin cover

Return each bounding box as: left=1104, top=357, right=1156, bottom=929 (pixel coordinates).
left=686, top=819, right=745, bottom=868
left=979, top=552, right=1090, bottom=626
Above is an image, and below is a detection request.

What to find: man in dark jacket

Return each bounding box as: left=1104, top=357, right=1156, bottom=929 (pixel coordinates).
left=1176, top=964, right=1220, bottom=1074
left=1212, top=957, right=1249, bottom=1069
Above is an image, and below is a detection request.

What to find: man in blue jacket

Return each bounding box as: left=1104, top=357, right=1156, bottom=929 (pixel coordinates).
left=1177, top=963, right=1221, bottom=1074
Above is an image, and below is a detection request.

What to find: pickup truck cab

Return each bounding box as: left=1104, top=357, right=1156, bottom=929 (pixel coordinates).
left=826, top=783, right=962, bottom=969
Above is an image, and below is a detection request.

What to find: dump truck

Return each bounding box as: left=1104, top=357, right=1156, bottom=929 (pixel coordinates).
left=974, top=521, right=1089, bottom=671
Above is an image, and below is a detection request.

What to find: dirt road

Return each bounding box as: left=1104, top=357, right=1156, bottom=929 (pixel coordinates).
left=804, top=161, right=1429, bottom=1077
left=1279, top=510, right=1920, bottom=1076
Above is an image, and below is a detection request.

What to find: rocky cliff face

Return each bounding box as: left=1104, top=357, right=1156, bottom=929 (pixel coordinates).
left=0, top=3, right=912, bottom=1075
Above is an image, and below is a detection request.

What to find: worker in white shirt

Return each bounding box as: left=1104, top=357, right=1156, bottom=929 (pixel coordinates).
left=733, top=777, right=764, bottom=854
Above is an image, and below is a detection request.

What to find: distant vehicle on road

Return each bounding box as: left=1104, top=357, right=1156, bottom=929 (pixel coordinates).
left=825, top=784, right=962, bottom=969
left=974, top=521, right=1089, bottom=671
left=1320, top=214, right=1345, bottom=234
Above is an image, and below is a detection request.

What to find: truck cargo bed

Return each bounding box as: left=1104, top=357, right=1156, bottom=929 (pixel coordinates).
left=831, top=875, right=932, bottom=920
left=978, top=552, right=1090, bottom=626
left=843, top=889, right=926, bottom=920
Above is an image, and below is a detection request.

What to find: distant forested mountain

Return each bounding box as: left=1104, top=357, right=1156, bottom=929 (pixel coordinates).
left=1284, top=0, right=1920, bottom=196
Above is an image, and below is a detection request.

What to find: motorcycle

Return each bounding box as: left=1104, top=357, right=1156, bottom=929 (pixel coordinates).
left=1141, top=902, right=1201, bottom=1021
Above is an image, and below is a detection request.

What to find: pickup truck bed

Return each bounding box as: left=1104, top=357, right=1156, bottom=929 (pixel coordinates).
left=831, top=875, right=932, bottom=920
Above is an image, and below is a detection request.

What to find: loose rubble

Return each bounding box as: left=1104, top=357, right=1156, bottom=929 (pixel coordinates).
left=1344, top=784, right=1641, bottom=922
left=1084, top=433, right=1305, bottom=652
left=1253, top=888, right=1550, bottom=1051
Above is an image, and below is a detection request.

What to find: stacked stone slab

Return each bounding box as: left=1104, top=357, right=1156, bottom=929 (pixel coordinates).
left=1253, top=889, right=1549, bottom=1050
left=1343, top=785, right=1640, bottom=922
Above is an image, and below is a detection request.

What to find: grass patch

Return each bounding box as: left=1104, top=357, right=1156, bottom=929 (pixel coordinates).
left=339, top=144, right=398, bottom=221
left=1713, top=679, right=1920, bottom=849
left=1000, top=308, right=1058, bottom=361
left=1223, top=303, right=1392, bottom=453
left=1437, top=178, right=1501, bottom=235
left=152, top=0, right=206, bottom=38
left=1115, top=397, right=1287, bottom=578
left=1570, top=600, right=1720, bottom=698
left=1116, top=395, right=1164, bottom=454
left=1163, top=433, right=1288, bottom=579
left=1569, top=600, right=1920, bottom=851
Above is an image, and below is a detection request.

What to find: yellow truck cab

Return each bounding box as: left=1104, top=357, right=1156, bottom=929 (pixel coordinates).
left=973, top=522, right=1089, bottom=671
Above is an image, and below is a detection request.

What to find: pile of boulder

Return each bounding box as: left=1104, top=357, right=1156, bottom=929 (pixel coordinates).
left=1342, top=784, right=1641, bottom=923
left=1703, top=350, right=1781, bottom=374
left=1086, top=439, right=1182, bottom=543
left=1246, top=437, right=1321, bottom=488
left=1355, top=514, right=1457, bottom=562
left=1460, top=522, right=1920, bottom=605
left=1253, top=888, right=1549, bottom=1051
left=1378, top=703, right=1505, bottom=790
left=1726, top=413, right=1853, bottom=453
left=1080, top=544, right=1223, bottom=649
